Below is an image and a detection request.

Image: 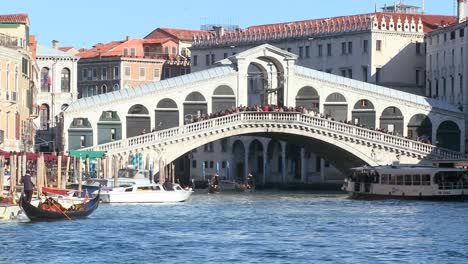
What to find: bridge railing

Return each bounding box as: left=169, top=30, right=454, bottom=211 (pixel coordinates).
left=83, top=111, right=466, bottom=160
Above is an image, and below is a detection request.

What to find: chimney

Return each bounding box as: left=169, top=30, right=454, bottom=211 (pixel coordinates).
left=52, top=40, right=59, bottom=49
left=126, top=36, right=131, bottom=41
left=213, top=26, right=225, bottom=37
left=458, top=0, right=466, bottom=23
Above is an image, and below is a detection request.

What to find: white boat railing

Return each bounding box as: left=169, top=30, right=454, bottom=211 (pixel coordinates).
left=81, top=112, right=466, bottom=160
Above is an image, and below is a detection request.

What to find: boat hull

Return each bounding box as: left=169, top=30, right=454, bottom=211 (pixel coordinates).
left=99, top=191, right=193, bottom=203
left=348, top=192, right=468, bottom=201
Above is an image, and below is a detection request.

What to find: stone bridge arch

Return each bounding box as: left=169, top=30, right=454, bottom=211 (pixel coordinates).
left=184, top=91, right=207, bottom=123
left=155, top=98, right=179, bottom=131
left=98, top=111, right=122, bottom=144
left=352, top=99, right=376, bottom=128
left=127, top=104, right=150, bottom=138
left=296, top=86, right=320, bottom=112
left=324, top=92, right=347, bottom=122
left=212, top=85, right=235, bottom=113
left=157, top=126, right=381, bottom=175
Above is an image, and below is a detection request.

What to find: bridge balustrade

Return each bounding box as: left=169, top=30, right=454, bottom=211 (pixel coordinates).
left=82, top=111, right=466, bottom=160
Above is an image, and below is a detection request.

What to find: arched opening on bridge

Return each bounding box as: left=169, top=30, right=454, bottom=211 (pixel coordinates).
left=247, top=63, right=268, bottom=107
left=247, top=57, right=285, bottom=107
left=352, top=99, right=376, bottom=128
left=286, top=143, right=301, bottom=181
left=155, top=98, right=179, bottom=131
left=324, top=92, right=347, bottom=121
left=407, top=114, right=432, bottom=141
left=183, top=91, right=207, bottom=124
left=436, top=121, right=460, bottom=151
left=212, top=85, right=235, bottom=113
left=248, top=139, right=264, bottom=185
left=379, top=106, right=404, bottom=135
left=68, top=118, right=93, bottom=150
left=267, top=140, right=283, bottom=183
left=295, top=86, right=319, bottom=112
left=231, top=140, right=245, bottom=182
left=126, top=104, right=150, bottom=138
left=97, top=111, right=122, bottom=144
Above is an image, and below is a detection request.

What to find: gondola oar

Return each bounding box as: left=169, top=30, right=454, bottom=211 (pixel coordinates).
left=51, top=203, right=72, bottom=221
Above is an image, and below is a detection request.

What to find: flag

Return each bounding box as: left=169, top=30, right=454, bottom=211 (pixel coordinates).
left=83, top=189, right=89, bottom=203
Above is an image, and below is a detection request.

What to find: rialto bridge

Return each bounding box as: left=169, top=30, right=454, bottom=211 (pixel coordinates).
left=62, top=44, right=466, bottom=183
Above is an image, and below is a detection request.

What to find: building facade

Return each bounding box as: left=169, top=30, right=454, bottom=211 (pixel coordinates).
left=426, top=0, right=468, bottom=148
left=0, top=14, right=39, bottom=152
left=191, top=11, right=456, bottom=96
left=35, top=41, right=79, bottom=152
left=76, top=38, right=166, bottom=98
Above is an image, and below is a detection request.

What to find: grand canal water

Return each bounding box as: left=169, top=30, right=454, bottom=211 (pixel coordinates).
left=1, top=191, right=468, bottom=263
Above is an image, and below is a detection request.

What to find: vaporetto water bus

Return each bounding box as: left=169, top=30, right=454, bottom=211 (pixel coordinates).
left=342, top=163, right=468, bottom=201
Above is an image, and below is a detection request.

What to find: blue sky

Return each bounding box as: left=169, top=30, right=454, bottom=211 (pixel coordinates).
left=2, top=0, right=456, bottom=49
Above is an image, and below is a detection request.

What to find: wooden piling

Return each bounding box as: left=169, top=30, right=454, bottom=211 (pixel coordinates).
left=113, top=156, right=118, bottom=188
left=171, top=163, right=175, bottom=184
left=65, top=155, right=70, bottom=188
left=22, top=152, right=27, bottom=179
left=78, top=156, right=82, bottom=193
left=85, top=155, right=90, bottom=179
left=10, top=153, right=16, bottom=193
left=0, top=156, right=5, bottom=197
left=36, top=153, right=43, bottom=197
left=57, top=153, right=62, bottom=189
left=17, top=154, right=22, bottom=186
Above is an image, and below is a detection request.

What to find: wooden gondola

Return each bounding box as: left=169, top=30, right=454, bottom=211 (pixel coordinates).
left=208, top=184, right=220, bottom=194
left=19, top=189, right=100, bottom=221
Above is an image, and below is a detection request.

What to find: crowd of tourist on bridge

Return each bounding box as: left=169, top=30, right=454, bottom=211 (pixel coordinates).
left=148, top=104, right=431, bottom=145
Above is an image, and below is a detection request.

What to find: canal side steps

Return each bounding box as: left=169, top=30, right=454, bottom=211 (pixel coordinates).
left=82, top=112, right=466, bottom=162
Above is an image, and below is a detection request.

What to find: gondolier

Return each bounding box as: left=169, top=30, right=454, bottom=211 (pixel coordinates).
left=20, top=170, right=34, bottom=202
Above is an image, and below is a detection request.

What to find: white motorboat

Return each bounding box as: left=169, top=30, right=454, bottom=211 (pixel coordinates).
left=342, top=162, right=468, bottom=201
left=97, top=182, right=193, bottom=203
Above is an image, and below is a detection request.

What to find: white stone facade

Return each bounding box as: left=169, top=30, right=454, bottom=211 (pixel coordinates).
left=190, top=13, right=445, bottom=95
left=63, top=44, right=464, bottom=150
left=35, top=44, right=79, bottom=150
left=426, top=21, right=468, bottom=145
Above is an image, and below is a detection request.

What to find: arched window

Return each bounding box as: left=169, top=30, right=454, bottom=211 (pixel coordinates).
left=113, top=84, right=119, bottom=91
left=101, top=84, right=107, bottom=94
left=164, top=47, right=169, bottom=55
left=172, top=47, right=177, bottom=55
left=41, top=67, right=50, bottom=92
left=61, top=68, right=70, bottom=92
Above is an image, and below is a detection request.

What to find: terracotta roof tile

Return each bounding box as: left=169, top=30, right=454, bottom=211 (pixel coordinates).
left=244, top=12, right=456, bottom=34
left=0, top=13, right=29, bottom=24
left=59, top=47, right=74, bottom=52
left=145, top=28, right=212, bottom=41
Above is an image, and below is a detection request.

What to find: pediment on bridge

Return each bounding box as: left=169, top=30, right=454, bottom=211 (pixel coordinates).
left=228, top=44, right=298, bottom=64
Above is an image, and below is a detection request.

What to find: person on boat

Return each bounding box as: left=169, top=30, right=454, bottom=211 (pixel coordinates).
left=212, top=174, right=219, bottom=188
left=247, top=173, right=254, bottom=189
left=163, top=178, right=173, bottom=191
left=20, top=170, right=35, bottom=202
